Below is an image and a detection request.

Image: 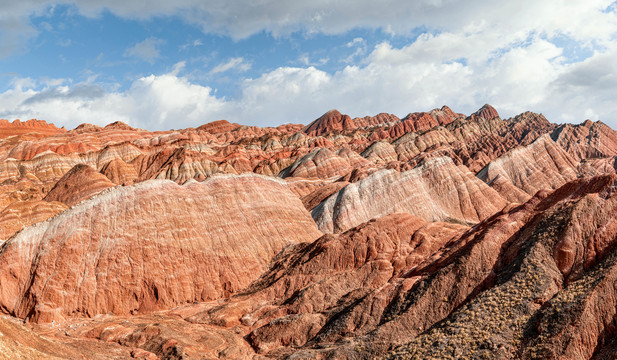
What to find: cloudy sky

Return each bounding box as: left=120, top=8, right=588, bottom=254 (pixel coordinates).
left=0, top=1, right=616, bottom=130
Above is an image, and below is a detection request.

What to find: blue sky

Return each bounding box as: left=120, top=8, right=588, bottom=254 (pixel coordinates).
left=0, top=1, right=616, bottom=130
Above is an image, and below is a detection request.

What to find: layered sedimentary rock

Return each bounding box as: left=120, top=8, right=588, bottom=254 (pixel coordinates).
left=0, top=119, right=65, bottom=139
left=300, top=181, right=350, bottom=210
left=478, top=134, right=579, bottom=197
left=0, top=104, right=616, bottom=359
left=0, top=175, right=321, bottom=323
left=470, top=103, right=500, bottom=121
left=0, top=104, right=558, bottom=196
left=99, top=158, right=139, bottom=185
left=361, top=141, right=398, bottom=163
left=303, top=110, right=355, bottom=136
left=179, top=175, right=617, bottom=360
left=280, top=147, right=368, bottom=179
left=240, top=213, right=468, bottom=355
left=551, top=119, right=617, bottom=161
left=0, top=200, right=67, bottom=241
left=352, top=113, right=401, bottom=129
left=196, top=119, right=241, bottom=134
left=312, top=156, right=507, bottom=233
left=384, top=175, right=617, bottom=360
left=43, top=164, right=115, bottom=206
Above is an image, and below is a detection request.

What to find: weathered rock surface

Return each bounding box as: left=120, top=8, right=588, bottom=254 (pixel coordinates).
left=279, top=147, right=368, bottom=179
left=196, top=119, right=241, bottom=134
left=99, top=158, right=139, bottom=185
left=43, top=164, right=115, bottom=206
left=303, top=110, right=355, bottom=136
left=470, top=103, right=500, bottom=121
left=0, top=200, right=67, bottom=241
left=312, top=156, right=507, bottom=233
left=1, top=104, right=617, bottom=359
left=383, top=175, right=617, bottom=360
left=551, top=119, right=617, bottom=161
left=0, top=174, right=321, bottom=323
left=361, top=140, right=398, bottom=163
left=0, top=119, right=65, bottom=139
left=239, top=213, right=468, bottom=355
left=179, top=174, right=617, bottom=360
left=478, top=134, right=579, bottom=197
left=300, top=181, right=350, bottom=211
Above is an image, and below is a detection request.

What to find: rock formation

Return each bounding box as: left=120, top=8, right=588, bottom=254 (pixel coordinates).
left=43, top=164, right=115, bottom=206
left=551, top=119, right=617, bottom=160
left=0, top=200, right=67, bottom=241
left=312, top=156, right=507, bottom=233
left=303, top=110, right=355, bottom=136
left=384, top=175, right=617, bottom=360
left=0, top=119, right=66, bottom=139
left=0, top=104, right=616, bottom=359
left=477, top=134, right=579, bottom=197
left=0, top=175, right=321, bottom=323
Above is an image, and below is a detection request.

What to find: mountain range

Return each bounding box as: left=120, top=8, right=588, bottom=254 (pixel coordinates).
left=0, top=105, right=616, bottom=359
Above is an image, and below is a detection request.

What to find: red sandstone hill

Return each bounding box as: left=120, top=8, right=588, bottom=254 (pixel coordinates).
left=0, top=119, right=65, bottom=139
left=0, top=175, right=320, bottom=323
left=0, top=105, right=616, bottom=358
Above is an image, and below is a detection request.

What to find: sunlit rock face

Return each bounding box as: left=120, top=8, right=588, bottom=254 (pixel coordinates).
left=0, top=175, right=321, bottom=323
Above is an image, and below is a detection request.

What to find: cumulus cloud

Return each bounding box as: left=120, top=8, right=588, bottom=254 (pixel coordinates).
left=0, top=71, right=227, bottom=129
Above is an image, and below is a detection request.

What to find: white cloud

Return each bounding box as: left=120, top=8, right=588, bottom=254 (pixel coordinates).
left=209, top=57, right=251, bottom=74
left=1, top=37, right=617, bottom=131
left=0, top=69, right=227, bottom=129
left=1, top=1, right=615, bottom=48
left=343, top=37, right=367, bottom=63
left=346, top=37, right=364, bottom=47
left=180, top=39, right=203, bottom=50
left=297, top=54, right=329, bottom=66
left=124, top=37, right=165, bottom=63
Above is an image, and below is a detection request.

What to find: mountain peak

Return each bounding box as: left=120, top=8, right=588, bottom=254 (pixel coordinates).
left=303, top=109, right=354, bottom=136
left=471, top=104, right=500, bottom=121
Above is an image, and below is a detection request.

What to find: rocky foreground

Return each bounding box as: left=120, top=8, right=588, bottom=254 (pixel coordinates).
left=0, top=105, right=617, bottom=359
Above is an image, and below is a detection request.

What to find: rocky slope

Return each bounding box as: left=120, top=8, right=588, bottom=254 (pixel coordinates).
left=43, top=164, right=115, bottom=206
left=0, top=174, right=321, bottom=323
left=551, top=119, right=617, bottom=160
left=0, top=105, right=617, bottom=359
left=477, top=134, right=579, bottom=199
left=384, top=175, right=617, bottom=360
left=312, top=156, right=507, bottom=233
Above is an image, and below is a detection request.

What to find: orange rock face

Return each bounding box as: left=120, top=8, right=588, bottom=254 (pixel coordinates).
left=477, top=134, right=579, bottom=197
left=551, top=119, right=617, bottom=160
left=0, top=175, right=321, bottom=323
left=43, top=164, right=115, bottom=206
left=172, top=175, right=617, bottom=360
left=196, top=119, right=241, bottom=134
left=0, top=119, right=66, bottom=139
left=0, top=200, right=67, bottom=241
left=303, top=109, right=356, bottom=136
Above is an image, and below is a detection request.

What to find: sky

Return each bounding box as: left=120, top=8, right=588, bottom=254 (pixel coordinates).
left=0, top=1, right=616, bottom=130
